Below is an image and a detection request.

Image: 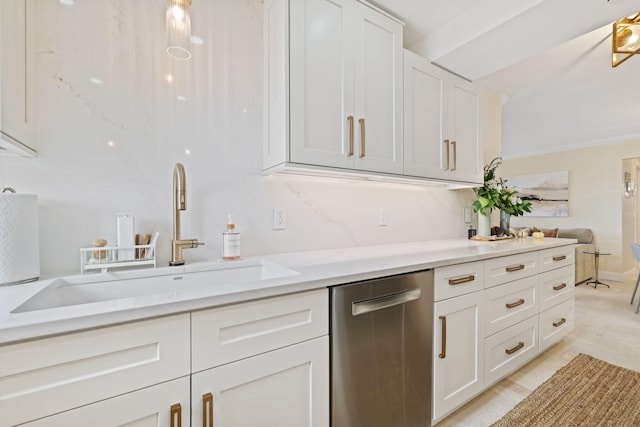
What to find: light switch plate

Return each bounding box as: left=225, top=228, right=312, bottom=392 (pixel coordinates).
left=378, top=209, right=388, bottom=226
left=464, top=207, right=472, bottom=223
left=273, top=208, right=287, bottom=230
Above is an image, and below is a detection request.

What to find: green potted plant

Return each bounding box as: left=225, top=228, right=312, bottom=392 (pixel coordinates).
left=473, top=157, right=532, bottom=236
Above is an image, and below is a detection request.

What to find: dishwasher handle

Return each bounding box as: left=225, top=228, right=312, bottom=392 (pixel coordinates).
left=352, top=288, right=422, bottom=316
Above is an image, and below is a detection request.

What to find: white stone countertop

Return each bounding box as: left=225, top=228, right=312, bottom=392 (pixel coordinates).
left=0, top=237, right=576, bottom=346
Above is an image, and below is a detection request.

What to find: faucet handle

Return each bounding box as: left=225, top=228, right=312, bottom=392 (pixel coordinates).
left=189, top=239, right=204, bottom=248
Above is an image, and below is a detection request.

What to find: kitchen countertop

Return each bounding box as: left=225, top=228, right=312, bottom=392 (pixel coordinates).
left=0, top=237, right=576, bottom=345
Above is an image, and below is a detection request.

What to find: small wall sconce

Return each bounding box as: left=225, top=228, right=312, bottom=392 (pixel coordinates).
left=166, top=0, right=192, bottom=60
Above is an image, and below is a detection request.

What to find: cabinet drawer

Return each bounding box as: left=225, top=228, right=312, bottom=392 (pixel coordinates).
left=539, top=246, right=575, bottom=273
left=484, top=253, right=539, bottom=288
left=0, top=314, right=190, bottom=426
left=539, top=265, right=574, bottom=312
left=484, top=275, right=538, bottom=337
left=192, top=289, right=328, bottom=372
left=484, top=316, right=538, bottom=386
left=434, top=261, right=484, bottom=301
left=539, top=299, right=574, bottom=353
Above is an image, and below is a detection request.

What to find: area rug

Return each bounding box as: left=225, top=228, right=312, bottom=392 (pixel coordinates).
left=491, top=353, right=640, bottom=427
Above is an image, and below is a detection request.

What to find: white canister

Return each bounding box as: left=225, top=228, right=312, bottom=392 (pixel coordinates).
left=0, top=189, right=39, bottom=285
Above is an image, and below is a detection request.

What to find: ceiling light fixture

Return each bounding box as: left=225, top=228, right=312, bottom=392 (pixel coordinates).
left=166, top=0, right=192, bottom=60
left=612, top=12, right=640, bottom=67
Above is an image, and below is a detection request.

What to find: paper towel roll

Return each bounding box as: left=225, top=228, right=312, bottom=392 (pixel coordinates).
left=0, top=193, right=39, bottom=285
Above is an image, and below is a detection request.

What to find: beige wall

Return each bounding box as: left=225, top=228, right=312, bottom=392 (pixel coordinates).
left=501, top=140, right=640, bottom=280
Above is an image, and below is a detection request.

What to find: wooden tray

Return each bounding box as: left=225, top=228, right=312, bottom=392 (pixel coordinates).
left=471, top=234, right=516, bottom=242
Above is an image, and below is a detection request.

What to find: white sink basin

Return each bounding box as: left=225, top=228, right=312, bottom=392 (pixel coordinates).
left=12, top=259, right=299, bottom=313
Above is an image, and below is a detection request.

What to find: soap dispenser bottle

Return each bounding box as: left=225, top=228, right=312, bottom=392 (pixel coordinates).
left=222, top=214, right=240, bottom=260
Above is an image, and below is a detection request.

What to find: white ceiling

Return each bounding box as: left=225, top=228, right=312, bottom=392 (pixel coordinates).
left=369, top=0, right=640, bottom=158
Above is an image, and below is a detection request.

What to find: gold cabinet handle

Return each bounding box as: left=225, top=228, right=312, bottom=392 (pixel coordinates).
left=438, top=315, right=447, bottom=359
left=203, top=393, right=213, bottom=427
left=506, top=264, right=525, bottom=272
left=553, top=283, right=567, bottom=291
left=347, top=116, right=354, bottom=156
left=451, top=140, right=457, bottom=171
left=506, top=298, right=525, bottom=309
left=170, top=403, right=182, bottom=427
left=552, top=255, right=567, bottom=261
left=359, top=118, right=365, bottom=158
left=443, top=139, right=450, bottom=170
left=553, top=318, right=567, bottom=327
left=505, top=341, right=525, bottom=355
left=448, top=275, right=475, bottom=285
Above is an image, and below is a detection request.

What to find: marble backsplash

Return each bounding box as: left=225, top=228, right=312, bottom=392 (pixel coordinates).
left=0, top=0, right=475, bottom=276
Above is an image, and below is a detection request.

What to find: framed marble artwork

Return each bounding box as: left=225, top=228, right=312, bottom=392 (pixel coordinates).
left=506, top=171, right=569, bottom=217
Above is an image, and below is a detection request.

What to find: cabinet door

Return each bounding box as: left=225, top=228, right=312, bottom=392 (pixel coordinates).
left=352, top=2, right=403, bottom=174
left=192, top=336, right=329, bottom=427
left=22, top=377, right=190, bottom=427
left=0, top=0, right=36, bottom=155
left=433, top=292, right=484, bottom=422
left=289, top=0, right=355, bottom=169
left=446, top=79, right=482, bottom=183
left=403, top=50, right=448, bottom=179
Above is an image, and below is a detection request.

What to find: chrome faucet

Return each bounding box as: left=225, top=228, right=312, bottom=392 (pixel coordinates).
left=170, top=163, right=204, bottom=266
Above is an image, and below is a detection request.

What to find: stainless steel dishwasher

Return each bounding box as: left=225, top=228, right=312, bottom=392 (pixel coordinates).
left=330, top=269, right=433, bottom=427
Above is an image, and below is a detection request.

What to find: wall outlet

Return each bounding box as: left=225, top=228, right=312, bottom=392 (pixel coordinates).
left=273, top=208, right=287, bottom=230
left=378, top=209, right=388, bottom=226
left=464, top=207, right=472, bottom=223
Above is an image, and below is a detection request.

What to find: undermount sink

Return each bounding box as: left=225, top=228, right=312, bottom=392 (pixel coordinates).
left=12, top=259, right=299, bottom=313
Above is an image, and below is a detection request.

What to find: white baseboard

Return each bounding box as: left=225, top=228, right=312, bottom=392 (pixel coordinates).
left=599, top=271, right=624, bottom=282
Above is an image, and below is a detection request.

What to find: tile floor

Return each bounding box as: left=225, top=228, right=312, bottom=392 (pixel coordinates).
left=437, top=271, right=640, bottom=426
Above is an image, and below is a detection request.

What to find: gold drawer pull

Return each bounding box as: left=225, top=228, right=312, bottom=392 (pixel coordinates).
left=359, top=118, right=366, bottom=158
left=506, top=264, right=525, bottom=272
left=443, top=139, right=450, bottom=170
left=553, top=283, right=567, bottom=291
left=171, top=403, right=182, bottom=427
left=553, top=255, right=567, bottom=261
left=448, top=275, right=475, bottom=285
left=506, top=298, right=525, bottom=309
left=438, top=315, right=447, bottom=359
left=203, top=393, right=213, bottom=427
left=553, top=318, right=567, bottom=327
left=347, top=116, right=354, bottom=156
left=505, top=341, right=525, bottom=355
left=451, top=140, right=457, bottom=171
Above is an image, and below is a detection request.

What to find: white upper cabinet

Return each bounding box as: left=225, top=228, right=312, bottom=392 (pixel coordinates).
left=0, top=0, right=36, bottom=156
left=403, top=50, right=482, bottom=184
left=265, top=0, right=403, bottom=175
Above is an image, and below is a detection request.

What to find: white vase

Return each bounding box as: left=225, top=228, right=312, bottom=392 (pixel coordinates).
left=477, top=211, right=491, bottom=237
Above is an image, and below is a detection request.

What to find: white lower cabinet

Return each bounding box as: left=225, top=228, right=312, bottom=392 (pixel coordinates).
left=1, top=289, right=330, bottom=427
left=433, top=247, right=576, bottom=423
left=21, top=377, right=190, bottom=427
left=192, top=336, right=329, bottom=427
left=433, top=291, right=484, bottom=422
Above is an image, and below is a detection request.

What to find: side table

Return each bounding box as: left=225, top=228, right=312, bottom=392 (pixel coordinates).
left=582, top=249, right=611, bottom=288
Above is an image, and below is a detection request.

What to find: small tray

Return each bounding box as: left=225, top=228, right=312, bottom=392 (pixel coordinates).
left=471, top=234, right=516, bottom=242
